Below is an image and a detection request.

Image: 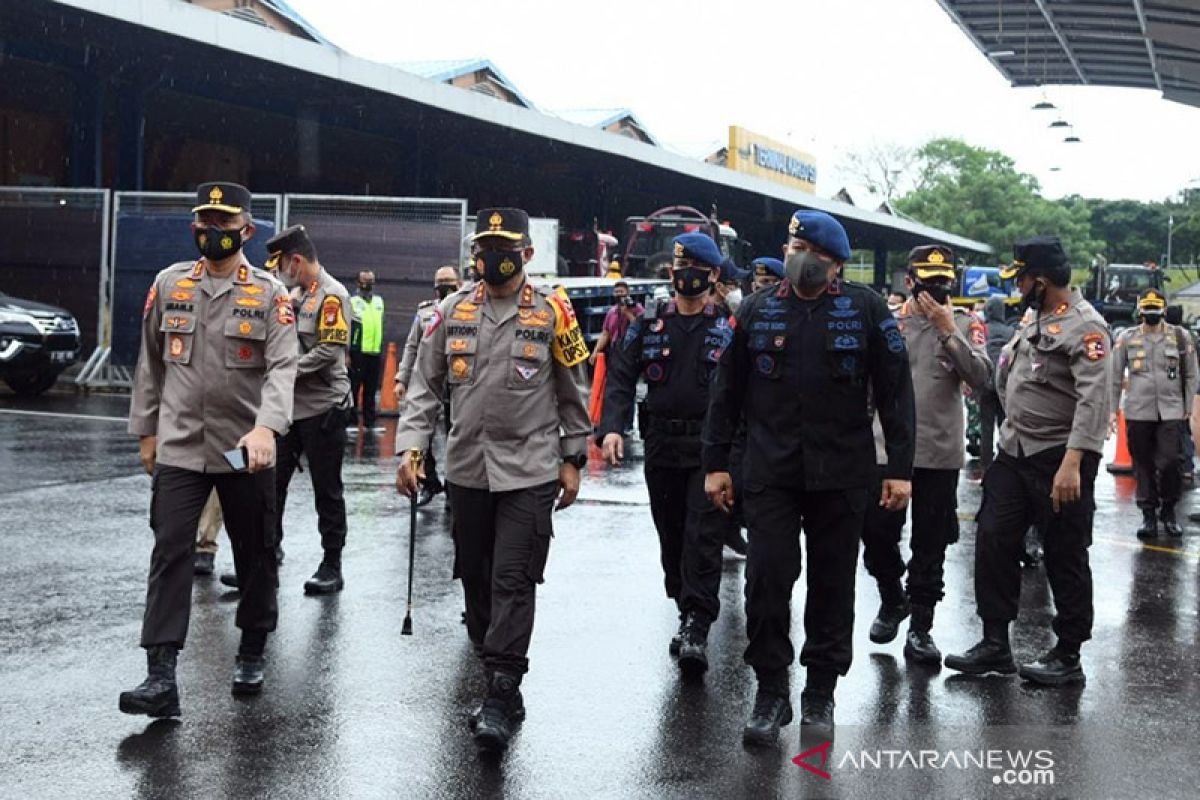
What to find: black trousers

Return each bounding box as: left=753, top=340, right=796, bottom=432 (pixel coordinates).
left=141, top=465, right=279, bottom=648
left=975, top=446, right=1099, bottom=646
left=861, top=467, right=960, bottom=607
left=980, top=389, right=1006, bottom=470
left=1126, top=418, right=1184, bottom=509
left=350, top=351, right=382, bottom=425
left=448, top=480, right=557, bottom=676
left=743, top=482, right=866, bottom=678
left=643, top=463, right=727, bottom=626
left=276, top=410, right=347, bottom=552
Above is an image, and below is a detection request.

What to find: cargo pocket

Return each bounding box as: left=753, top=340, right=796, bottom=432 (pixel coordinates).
left=161, top=313, right=196, bottom=365
left=826, top=332, right=865, bottom=380
left=750, top=334, right=785, bottom=380
left=507, top=337, right=550, bottom=390
left=224, top=317, right=266, bottom=368
left=446, top=335, right=478, bottom=386
left=526, top=510, right=554, bottom=584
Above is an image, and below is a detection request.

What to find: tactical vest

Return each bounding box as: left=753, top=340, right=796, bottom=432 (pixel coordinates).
left=637, top=300, right=733, bottom=387
left=350, top=294, right=385, bottom=354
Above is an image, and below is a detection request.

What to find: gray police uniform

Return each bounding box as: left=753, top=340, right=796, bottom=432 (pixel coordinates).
left=863, top=305, right=992, bottom=607
left=276, top=269, right=352, bottom=555
left=1111, top=324, right=1198, bottom=511
left=129, top=259, right=297, bottom=648
left=977, top=289, right=1110, bottom=646
left=395, top=280, right=591, bottom=676
left=397, top=299, right=446, bottom=491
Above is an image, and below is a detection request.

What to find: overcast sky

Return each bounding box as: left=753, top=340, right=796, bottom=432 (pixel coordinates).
left=290, top=0, right=1200, bottom=204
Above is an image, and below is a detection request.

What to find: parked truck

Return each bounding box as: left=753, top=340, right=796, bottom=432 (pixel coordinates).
left=617, top=205, right=750, bottom=279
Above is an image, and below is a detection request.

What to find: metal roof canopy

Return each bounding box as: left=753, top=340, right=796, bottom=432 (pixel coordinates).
left=936, top=0, right=1200, bottom=108
left=34, top=0, right=991, bottom=255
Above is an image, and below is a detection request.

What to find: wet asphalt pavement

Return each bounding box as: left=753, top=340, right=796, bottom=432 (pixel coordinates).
left=1, top=391, right=1199, bottom=799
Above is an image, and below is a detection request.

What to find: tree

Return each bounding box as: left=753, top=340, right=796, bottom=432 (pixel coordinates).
left=838, top=141, right=916, bottom=201
left=894, top=138, right=1101, bottom=267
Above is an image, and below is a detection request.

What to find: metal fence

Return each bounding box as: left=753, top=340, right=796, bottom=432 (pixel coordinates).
left=102, top=192, right=282, bottom=375
left=283, top=196, right=467, bottom=346
left=0, top=187, right=109, bottom=356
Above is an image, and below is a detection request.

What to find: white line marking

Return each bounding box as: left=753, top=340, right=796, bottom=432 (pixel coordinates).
left=0, top=408, right=126, bottom=423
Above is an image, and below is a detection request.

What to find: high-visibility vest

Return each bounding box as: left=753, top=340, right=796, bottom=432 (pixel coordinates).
left=350, top=294, right=385, bottom=354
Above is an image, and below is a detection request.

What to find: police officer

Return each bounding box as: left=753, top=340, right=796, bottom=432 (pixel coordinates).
left=395, top=265, right=462, bottom=506
left=395, top=208, right=591, bottom=754
left=349, top=270, right=385, bottom=427
left=265, top=225, right=353, bottom=593
left=861, top=246, right=992, bottom=666
left=122, top=182, right=297, bottom=716
left=704, top=210, right=915, bottom=745
left=946, top=236, right=1110, bottom=685
left=1111, top=289, right=1197, bottom=539
left=750, top=257, right=785, bottom=293
left=598, top=232, right=736, bottom=676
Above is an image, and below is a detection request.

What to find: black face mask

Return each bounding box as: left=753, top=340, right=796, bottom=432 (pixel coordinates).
left=194, top=225, right=244, bottom=261
left=913, top=281, right=951, bottom=306
left=1021, top=280, right=1045, bottom=312
left=358, top=282, right=374, bottom=294
left=476, top=250, right=523, bottom=286
left=785, top=252, right=832, bottom=293
left=1142, top=311, right=1164, bottom=326
left=435, top=283, right=456, bottom=300
left=672, top=267, right=712, bottom=297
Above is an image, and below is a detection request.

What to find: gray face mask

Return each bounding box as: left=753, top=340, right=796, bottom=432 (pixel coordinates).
left=785, top=251, right=831, bottom=292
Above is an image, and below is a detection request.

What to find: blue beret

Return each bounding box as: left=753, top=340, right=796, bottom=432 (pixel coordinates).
left=672, top=232, right=723, bottom=268
left=788, top=210, right=851, bottom=262
left=719, top=257, right=749, bottom=284
left=751, top=257, right=785, bottom=279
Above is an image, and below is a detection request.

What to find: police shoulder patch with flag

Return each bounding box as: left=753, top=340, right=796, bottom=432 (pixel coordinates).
left=1081, top=331, right=1107, bottom=361
left=142, top=284, right=158, bottom=318
left=317, top=295, right=349, bottom=345
left=548, top=294, right=589, bottom=367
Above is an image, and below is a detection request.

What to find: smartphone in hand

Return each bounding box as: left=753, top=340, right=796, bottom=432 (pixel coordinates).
left=223, top=446, right=249, bottom=472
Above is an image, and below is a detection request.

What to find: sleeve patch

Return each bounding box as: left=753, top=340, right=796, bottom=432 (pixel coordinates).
left=424, top=307, right=444, bottom=338
left=142, top=285, right=157, bottom=318
left=549, top=295, right=589, bottom=367
left=1082, top=331, right=1107, bottom=361
left=969, top=320, right=986, bottom=347
left=276, top=301, right=295, bottom=326
left=317, top=296, right=349, bottom=345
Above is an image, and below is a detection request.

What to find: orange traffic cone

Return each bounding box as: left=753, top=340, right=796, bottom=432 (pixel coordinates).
left=588, top=352, right=607, bottom=426
left=1106, top=408, right=1134, bottom=474
left=380, top=342, right=400, bottom=416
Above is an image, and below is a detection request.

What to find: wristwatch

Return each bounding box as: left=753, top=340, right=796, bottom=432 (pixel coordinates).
left=562, top=453, right=587, bottom=469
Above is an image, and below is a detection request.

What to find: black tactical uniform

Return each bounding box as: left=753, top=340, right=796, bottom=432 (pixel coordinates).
left=598, top=294, right=735, bottom=672
left=705, top=264, right=915, bottom=736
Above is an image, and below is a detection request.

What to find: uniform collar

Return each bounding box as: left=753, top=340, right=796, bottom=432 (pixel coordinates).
left=198, top=257, right=251, bottom=298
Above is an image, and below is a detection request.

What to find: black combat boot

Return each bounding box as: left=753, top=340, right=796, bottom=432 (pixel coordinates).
left=1019, top=642, right=1085, bottom=686
left=1136, top=507, right=1159, bottom=540
left=232, top=631, right=267, bottom=696
left=944, top=619, right=1016, bottom=675
left=473, top=671, right=524, bottom=754
left=742, top=672, right=792, bottom=747
left=193, top=552, right=215, bottom=576
left=677, top=613, right=709, bottom=676
left=903, top=604, right=942, bottom=666
left=868, top=580, right=910, bottom=644
left=219, top=572, right=240, bottom=589
left=799, top=670, right=837, bottom=742
left=119, top=645, right=180, bottom=717
left=668, top=613, right=685, bottom=657
left=1160, top=504, right=1183, bottom=537
left=304, top=549, right=345, bottom=595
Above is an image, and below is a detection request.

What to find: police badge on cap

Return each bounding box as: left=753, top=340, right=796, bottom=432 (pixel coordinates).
left=192, top=182, right=251, bottom=215
left=470, top=208, right=531, bottom=243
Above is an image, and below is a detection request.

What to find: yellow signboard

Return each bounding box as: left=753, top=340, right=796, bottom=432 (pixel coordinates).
left=726, top=126, right=818, bottom=193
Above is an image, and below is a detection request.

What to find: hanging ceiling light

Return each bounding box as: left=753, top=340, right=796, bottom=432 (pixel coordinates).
left=1064, top=134, right=1081, bottom=143
left=1049, top=166, right=1063, bottom=172
left=1033, top=99, right=1056, bottom=110
left=1049, top=118, right=1070, bottom=128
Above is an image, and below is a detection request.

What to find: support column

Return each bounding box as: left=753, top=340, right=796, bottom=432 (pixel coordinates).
left=68, top=72, right=103, bottom=187
left=873, top=241, right=889, bottom=291
left=116, top=85, right=145, bottom=191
